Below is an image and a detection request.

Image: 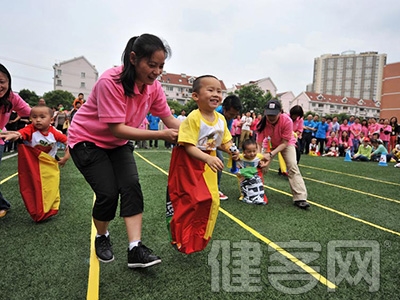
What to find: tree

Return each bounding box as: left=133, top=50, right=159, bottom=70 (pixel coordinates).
left=183, top=99, right=198, bottom=115
left=18, top=89, right=40, bottom=106
left=167, top=100, right=184, bottom=114
left=234, top=85, right=272, bottom=114
left=43, top=90, right=75, bottom=110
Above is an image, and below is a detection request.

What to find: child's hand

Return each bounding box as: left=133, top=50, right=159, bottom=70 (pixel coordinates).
left=206, top=156, right=224, bottom=172
left=0, top=131, right=21, bottom=141
left=231, top=151, right=240, bottom=161
left=58, top=157, right=69, bottom=167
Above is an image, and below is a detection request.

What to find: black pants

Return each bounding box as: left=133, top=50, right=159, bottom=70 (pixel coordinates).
left=70, top=141, right=143, bottom=221
left=301, top=132, right=313, bottom=154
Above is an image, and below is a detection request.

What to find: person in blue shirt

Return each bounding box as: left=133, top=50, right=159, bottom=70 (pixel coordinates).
left=315, top=116, right=329, bottom=155
left=147, top=113, right=160, bottom=148
left=215, top=94, right=242, bottom=200
left=301, top=114, right=316, bottom=154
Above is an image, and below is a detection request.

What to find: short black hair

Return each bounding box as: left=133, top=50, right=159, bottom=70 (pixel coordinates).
left=222, top=94, right=242, bottom=112
left=192, top=75, right=218, bottom=93
left=242, top=139, right=257, bottom=151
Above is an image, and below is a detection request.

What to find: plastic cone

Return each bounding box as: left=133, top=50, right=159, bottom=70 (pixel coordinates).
left=344, top=150, right=352, bottom=162
left=378, top=154, right=388, bottom=166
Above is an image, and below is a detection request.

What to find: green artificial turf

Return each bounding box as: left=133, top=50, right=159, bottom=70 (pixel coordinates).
left=0, top=149, right=399, bottom=299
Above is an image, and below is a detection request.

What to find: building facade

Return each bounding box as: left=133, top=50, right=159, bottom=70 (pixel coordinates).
left=380, top=62, right=400, bottom=120
left=311, top=51, right=387, bottom=102
left=228, top=77, right=278, bottom=97
left=157, top=72, right=227, bottom=105
left=53, top=56, right=98, bottom=98
left=291, top=92, right=380, bottom=119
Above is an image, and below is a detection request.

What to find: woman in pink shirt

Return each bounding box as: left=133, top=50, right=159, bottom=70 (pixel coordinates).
left=380, top=118, right=392, bottom=150
left=339, top=119, right=350, bottom=138
left=0, top=64, right=31, bottom=218
left=361, top=119, right=369, bottom=138
left=68, top=34, right=180, bottom=268
left=231, top=115, right=242, bottom=147
left=368, top=118, right=379, bottom=139
left=349, top=117, right=362, bottom=153
left=256, top=100, right=310, bottom=209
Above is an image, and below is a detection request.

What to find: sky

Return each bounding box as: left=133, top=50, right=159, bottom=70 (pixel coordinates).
left=1, top=0, right=400, bottom=97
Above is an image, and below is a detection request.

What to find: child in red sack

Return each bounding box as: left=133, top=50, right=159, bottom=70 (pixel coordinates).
left=167, top=75, right=238, bottom=254
left=4, top=105, right=70, bottom=165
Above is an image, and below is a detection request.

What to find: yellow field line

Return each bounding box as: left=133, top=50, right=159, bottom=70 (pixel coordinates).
left=222, top=171, right=400, bottom=237
left=87, top=195, right=100, bottom=300
left=302, top=176, right=400, bottom=204
left=135, top=152, right=337, bottom=289
left=219, top=207, right=337, bottom=289
left=0, top=172, right=18, bottom=184
left=299, top=164, right=400, bottom=187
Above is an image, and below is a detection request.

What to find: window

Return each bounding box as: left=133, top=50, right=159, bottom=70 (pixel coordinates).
left=56, top=80, right=62, bottom=86
left=167, top=86, right=173, bottom=91
left=57, top=69, right=62, bottom=76
left=81, top=72, right=86, bottom=78
left=80, top=82, right=86, bottom=88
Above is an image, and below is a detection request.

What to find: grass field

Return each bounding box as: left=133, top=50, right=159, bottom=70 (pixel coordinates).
left=0, top=148, right=399, bottom=300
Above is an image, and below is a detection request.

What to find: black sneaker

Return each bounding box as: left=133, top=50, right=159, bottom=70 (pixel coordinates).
left=127, top=242, right=161, bottom=268
left=95, top=235, right=114, bottom=263
left=294, top=200, right=310, bottom=210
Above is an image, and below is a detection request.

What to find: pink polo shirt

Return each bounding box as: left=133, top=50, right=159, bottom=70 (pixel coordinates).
left=68, top=66, right=171, bottom=149
left=257, top=113, right=296, bottom=148
left=0, top=92, right=31, bottom=145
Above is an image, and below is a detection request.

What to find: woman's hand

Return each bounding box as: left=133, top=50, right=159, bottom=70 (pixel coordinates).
left=162, top=128, right=179, bottom=143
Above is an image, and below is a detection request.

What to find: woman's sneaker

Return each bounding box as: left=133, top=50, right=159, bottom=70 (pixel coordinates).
left=95, top=235, right=114, bottom=263
left=127, top=242, right=161, bottom=268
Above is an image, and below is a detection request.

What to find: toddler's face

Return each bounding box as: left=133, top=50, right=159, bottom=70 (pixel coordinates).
left=243, top=144, right=258, bottom=160
left=192, top=77, right=222, bottom=113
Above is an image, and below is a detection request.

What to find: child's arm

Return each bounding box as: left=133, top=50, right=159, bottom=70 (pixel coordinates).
left=182, top=143, right=224, bottom=172
left=0, top=131, right=22, bottom=142
left=57, top=146, right=70, bottom=167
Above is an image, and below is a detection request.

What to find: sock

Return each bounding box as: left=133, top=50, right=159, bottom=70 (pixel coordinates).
left=129, top=240, right=141, bottom=250
left=96, top=231, right=109, bottom=238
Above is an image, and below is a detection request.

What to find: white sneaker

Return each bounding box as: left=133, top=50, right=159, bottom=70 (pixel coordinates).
left=219, top=191, right=228, bottom=200
left=394, top=163, right=400, bottom=168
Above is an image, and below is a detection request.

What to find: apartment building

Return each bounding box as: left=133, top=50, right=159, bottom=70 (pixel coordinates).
left=291, top=92, right=380, bottom=119
left=311, top=51, right=387, bottom=102
left=53, top=56, right=98, bottom=98
left=380, top=62, right=400, bottom=120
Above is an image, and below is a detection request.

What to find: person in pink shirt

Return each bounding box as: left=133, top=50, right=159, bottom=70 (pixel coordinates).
left=361, top=119, right=369, bottom=139
left=231, top=115, right=242, bottom=147
left=256, top=99, right=310, bottom=209
left=68, top=34, right=180, bottom=268
left=380, top=118, right=392, bottom=150
left=368, top=118, right=379, bottom=139
left=339, top=118, right=350, bottom=138
left=289, top=105, right=304, bottom=164
left=325, top=131, right=339, bottom=153
left=349, top=117, right=362, bottom=153
left=0, top=64, right=31, bottom=218
left=338, top=130, right=353, bottom=156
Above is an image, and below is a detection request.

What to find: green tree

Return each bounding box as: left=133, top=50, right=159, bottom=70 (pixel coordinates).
left=18, top=89, right=40, bottom=106
left=43, top=90, right=75, bottom=109
left=167, top=100, right=184, bottom=115
left=183, top=99, right=198, bottom=114
left=234, top=85, right=272, bottom=114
